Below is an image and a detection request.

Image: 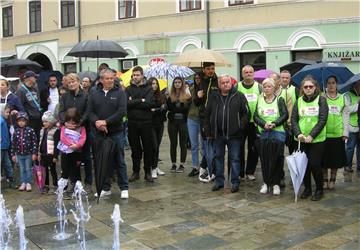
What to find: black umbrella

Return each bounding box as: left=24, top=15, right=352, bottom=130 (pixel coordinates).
left=67, top=40, right=128, bottom=58
left=93, top=135, right=117, bottom=203
left=1, top=59, right=43, bottom=77
left=280, top=59, right=316, bottom=76
left=256, top=137, right=283, bottom=186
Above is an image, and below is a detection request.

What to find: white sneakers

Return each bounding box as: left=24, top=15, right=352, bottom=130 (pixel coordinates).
left=151, top=169, right=158, bottom=179
left=156, top=168, right=165, bottom=176
left=94, top=190, right=111, bottom=198
left=260, top=184, right=268, bottom=194
left=260, top=184, right=281, bottom=195
left=26, top=183, right=32, bottom=192
left=273, top=185, right=280, bottom=195
left=121, top=190, right=129, bottom=199
left=18, top=183, right=26, bottom=191
left=199, top=168, right=210, bottom=183
left=247, top=175, right=256, bottom=181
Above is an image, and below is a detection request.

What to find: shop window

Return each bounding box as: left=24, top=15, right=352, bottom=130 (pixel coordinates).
left=29, top=0, right=41, bottom=33
left=228, top=0, right=254, bottom=6
left=239, top=52, right=266, bottom=79
left=2, top=6, right=13, bottom=37
left=119, top=58, right=137, bottom=73
left=292, top=50, right=322, bottom=62
left=179, top=0, right=201, bottom=12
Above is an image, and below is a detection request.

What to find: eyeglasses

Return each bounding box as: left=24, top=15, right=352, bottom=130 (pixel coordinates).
left=303, top=85, right=314, bottom=89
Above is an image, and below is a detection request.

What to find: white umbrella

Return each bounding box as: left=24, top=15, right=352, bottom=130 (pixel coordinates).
left=286, top=142, right=308, bottom=202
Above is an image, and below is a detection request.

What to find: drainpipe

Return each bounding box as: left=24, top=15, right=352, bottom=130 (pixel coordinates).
left=206, top=0, right=210, bottom=49
left=78, top=0, right=82, bottom=71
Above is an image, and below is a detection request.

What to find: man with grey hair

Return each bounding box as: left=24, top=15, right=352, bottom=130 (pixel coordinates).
left=204, top=74, right=249, bottom=193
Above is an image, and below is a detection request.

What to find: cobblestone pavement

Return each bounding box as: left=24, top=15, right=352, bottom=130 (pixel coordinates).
left=1, top=129, right=359, bottom=249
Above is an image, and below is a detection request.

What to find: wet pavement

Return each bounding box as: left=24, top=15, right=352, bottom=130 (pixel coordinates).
left=1, top=130, right=359, bottom=249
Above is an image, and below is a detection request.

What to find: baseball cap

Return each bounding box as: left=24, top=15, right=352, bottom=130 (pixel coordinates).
left=24, top=70, right=39, bottom=79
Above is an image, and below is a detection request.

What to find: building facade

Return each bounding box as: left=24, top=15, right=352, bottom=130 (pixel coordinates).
left=1, top=0, right=359, bottom=79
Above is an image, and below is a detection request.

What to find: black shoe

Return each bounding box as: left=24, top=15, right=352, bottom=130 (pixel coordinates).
left=311, top=190, right=323, bottom=201
left=211, top=184, right=223, bottom=191
left=231, top=185, right=239, bottom=193
left=279, top=178, right=286, bottom=189
left=188, top=168, right=199, bottom=177
left=144, top=173, right=154, bottom=182
left=176, top=164, right=185, bottom=173
left=300, top=189, right=312, bottom=199
left=170, top=164, right=177, bottom=173
left=129, top=172, right=140, bottom=182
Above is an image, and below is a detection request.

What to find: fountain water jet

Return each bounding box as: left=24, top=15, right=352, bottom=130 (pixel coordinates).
left=111, top=204, right=123, bottom=250
left=15, top=205, right=27, bottom=250
left=0, top=194, right=12, bottom=249
left=70, top=181, right=91, bottom=250
left=53, top=178, right=72, bottom=240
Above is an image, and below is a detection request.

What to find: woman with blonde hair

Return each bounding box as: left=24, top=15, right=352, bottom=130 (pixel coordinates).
left=167, top=77, right=192, bottom=173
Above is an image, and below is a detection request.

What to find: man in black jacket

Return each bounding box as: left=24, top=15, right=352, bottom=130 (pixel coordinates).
left=126, top=66, right=156, bottom=182
left=87, top=69, right=129, bottom=199
left=204, top=75, right=249, bottom=193
left=193, top=62, right=219, bottom=183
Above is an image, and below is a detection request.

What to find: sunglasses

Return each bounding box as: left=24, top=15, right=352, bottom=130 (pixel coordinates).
left=303, top=85, right=314, bottom=89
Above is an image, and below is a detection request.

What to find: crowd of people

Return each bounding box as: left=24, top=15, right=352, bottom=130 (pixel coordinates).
left=1, top=62, right=359, bottom=202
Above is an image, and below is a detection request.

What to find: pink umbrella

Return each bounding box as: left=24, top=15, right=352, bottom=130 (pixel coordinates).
left=32, top=164, right=46, bottom=192
left=254, top=69, right=274, bottom=83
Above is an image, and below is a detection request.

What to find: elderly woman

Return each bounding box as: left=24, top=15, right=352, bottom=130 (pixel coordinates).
left=254, top=77, right=288, bottom=195
left=291, top=76, right=329, bottom=201
left=323, top=76, right=349, bottom=189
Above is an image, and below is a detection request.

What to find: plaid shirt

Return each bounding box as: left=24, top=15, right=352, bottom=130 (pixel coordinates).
left=11, top=126, right=37, bottom=156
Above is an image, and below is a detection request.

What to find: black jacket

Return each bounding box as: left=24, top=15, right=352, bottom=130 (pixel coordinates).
left=126, top=80, right=155, bottom=123
left=291, top=93, right=329, bottom=139
left=254, top=96, right=288, bottom=131
left=152, top=92, right=167, bottom=125
left=193, top=72, right=218, bottom=120
left=87, top=84, right=127, bottom=135
left=58, top=89, right=88, bottom=125
left=204, top=87, right=249, bottom=139
left=166, top=96, right=191, bottom=122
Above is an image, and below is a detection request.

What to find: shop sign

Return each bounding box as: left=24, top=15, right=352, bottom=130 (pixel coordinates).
left=325, top=50, right=360, bottom=61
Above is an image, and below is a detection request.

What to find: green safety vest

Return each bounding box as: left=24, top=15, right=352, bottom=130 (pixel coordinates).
left=237, top=81, right=260, bottom=122
left=257, top=96, right=284, bottom=133
left=280, top=85, right=296, bottom=106
left=297, top=95, right=326, bottom=143
left=347, top=92, right=360, bottom=128
left=326, top=94, right=345, bottom=138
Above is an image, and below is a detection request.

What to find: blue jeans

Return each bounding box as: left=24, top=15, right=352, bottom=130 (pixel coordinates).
left=214, top=136, right=242, bottom=187
left=16, top=155, right=33, bottom=184
left=187, top=118, right=203, bottom=168
left=1, top=149, right=13, bottom=179
left=345, top=132, right=360, bottom=170
left=103, top=132, right=129, bottom=191
left=260, top=130, right=286, bottom=143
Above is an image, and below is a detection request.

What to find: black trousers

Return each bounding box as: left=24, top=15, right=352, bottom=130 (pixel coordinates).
left=280, top=128, right=298, bottom=179
left=29, top=118, right=42, bottom=142
left=301, top=142, right=325, bottom=191
left=41, top=154, right=58, bottom=187
left=240, top=122, right=259, bottom=176
left=128, top=121, right=154, bottom=175
left=168, top=120, right=188, bottom=163
left=61, top=152, right=81, bottom=184
left=152, top=123, right=164, bottom=169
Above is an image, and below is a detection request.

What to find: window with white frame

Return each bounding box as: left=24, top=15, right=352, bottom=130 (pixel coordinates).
left=228, top=0, right=253, bottom=6
left=179, top=0, right=201, bottom=12
left=61, top=0, right=75, bottom=28
left=29, top=0, right=41, bottom=33
left=2, top=6, right=13, bottom=37
left=118, top=0, right=136, bottom=19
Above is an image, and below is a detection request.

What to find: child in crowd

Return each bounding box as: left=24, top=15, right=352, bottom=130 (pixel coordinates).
left=58, top=108, right=86, bottom=198
left=11, top=112, right=37, bottom=191
left=1, top=104, right=15, bottom=188
left=38, top=111, right=60, bottom=194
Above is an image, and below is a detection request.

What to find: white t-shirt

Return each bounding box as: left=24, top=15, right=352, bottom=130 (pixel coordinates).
left=48, top=87, right=59, bottom=112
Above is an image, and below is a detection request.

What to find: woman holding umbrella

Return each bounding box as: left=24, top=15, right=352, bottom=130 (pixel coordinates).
left=254, top=77, right=288, bottom=195
left=291, top=76, right=329, bottom=201
left=167, top=77, right=191, bottom=173
left=323, top=76, right=349, bottom=189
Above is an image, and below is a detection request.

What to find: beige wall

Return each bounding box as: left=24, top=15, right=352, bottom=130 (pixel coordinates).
left=1, top=0, right=358, bottom=53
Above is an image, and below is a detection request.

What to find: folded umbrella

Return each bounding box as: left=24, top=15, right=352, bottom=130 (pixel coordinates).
left=93, top=135, right=117, bottom=203
left=204, top=139, right=215, bottom=177
left=32, top=164, right=46, bottom=192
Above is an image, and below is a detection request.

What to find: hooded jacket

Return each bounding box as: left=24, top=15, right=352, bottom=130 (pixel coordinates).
left=204, top=87, right=249, bottom=139
left=126, top=80, right=155, bottom=123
